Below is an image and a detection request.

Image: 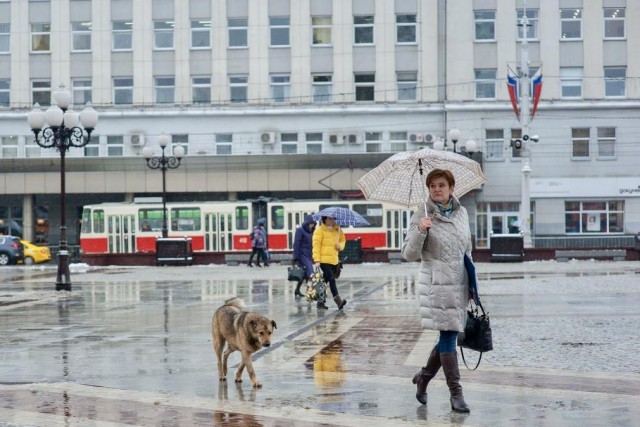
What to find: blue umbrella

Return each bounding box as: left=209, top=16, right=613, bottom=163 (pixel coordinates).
left=312, top=207, right=370, bottom=227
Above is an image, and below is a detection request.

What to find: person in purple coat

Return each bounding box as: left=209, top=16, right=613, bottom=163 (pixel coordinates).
left=292, top=215, right=317, bottom=297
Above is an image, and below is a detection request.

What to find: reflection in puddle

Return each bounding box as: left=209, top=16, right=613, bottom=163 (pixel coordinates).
left=308, top=339, right=346, bottom=387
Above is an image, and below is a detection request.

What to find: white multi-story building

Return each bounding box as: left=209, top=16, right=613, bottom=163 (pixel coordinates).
left=0, top=0, right=638, bottom=251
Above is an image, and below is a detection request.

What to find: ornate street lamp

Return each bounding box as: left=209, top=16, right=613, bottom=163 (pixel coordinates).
left=433, top=129, right=477, bottom=158
left=142, top=134, right=184, bottom=238
left=27, top=84, right=98, bottom=291
left=448, top=128, right=461, bottom=153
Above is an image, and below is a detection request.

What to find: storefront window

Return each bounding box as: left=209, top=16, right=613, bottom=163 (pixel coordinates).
left=564, top=201, right=624, bottom=234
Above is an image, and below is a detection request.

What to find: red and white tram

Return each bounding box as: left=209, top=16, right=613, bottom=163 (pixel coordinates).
left=80, top=199, right=414, bottom=255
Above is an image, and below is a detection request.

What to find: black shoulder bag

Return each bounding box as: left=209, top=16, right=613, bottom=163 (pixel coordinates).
left=457, top=300, right=493, bottom=370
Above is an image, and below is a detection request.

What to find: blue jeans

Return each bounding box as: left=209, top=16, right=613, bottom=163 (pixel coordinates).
left=437, top=331, right=458, bottom=353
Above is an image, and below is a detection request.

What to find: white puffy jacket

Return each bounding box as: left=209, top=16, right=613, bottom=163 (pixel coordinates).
left=401, top=197, right=472, bottom=332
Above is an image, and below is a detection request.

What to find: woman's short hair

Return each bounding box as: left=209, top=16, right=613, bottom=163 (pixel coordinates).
left=426, top=169, right=455, bottom=188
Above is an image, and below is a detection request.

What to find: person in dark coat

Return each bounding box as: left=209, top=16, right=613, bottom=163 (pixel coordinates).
left=247, top=224, right=266, bottom=267
left=292, top=215, right=316, bottom=297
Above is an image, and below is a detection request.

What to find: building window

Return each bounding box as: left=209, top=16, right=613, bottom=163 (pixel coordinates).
left=397, top=72, right=417, bottom=101
left=32, top=80, right=51, bottom=106
left=84, top=137, right=99, bottom=157
left=474, top=11, right=495, bottom=41
left=112, top=21, right=133, bottom=51
left=216, top=133, right=232, bottom=155
left=597, top=127, right=616, bottom=158
left=31, top=23, right=51, bottom=52
left=0, top=136, right=18, bottom=159
left=280, top=132, right=298, bottom=154
left=113, top=77, right=133, bottom=105
left=354, top=16, right=374, bottom=45
left=228, top=18, right=248, bottom=48
left=312, top=16, right=331, bottom=45
left=517, top=9, right=538, bottom=40
left=364, top=132, right=382, bottom=153
left=510, top=129, right=522, bottom=159
left=312, top=75, right=332, bottom=103
left=154, top=21, right=174, bottom=50
left=355, top=73, right=375, bottom=102
left=155, top=77, right=175, bottom=104
left=475, top=69, right=496, bottom=99
left=560, top=9, right=582, bottom=39
left=396, top=15, right=416, bottom=44
left=229, top=75, right=248, bottom=103
left=604, top=67, right=626, bottom=97
left=270, top=75, right=290, bottom=103
left=604, top=8, right=625, bottom=39
left=389, top=132, right=407, bottom=152
left=72, top=79, right=92, bottom=105
left=560, top=67, right=582, bottom=98
left=305, top=132, right=323, bottom=154
left=191, top=20, right=211, bottom=49
left=571, top=128, right=590, bottom=159
left=107, top=135, right=124, bottom=156
left=485, top=129, right=504, bottom=161
left=71, top=22, right=91, bottom=51
left=270, top=17, right=290, bottom=47
left=192, top=77, right=211, bottom=104
left=25, top=139, right=42, bottom=158
left=565, top=201, right=624, bottom=234
left=172, top=134, right=188, bottom=156
left=0, top=23, right=10, bottom=53
left=0, top=79, right=9, bottom=106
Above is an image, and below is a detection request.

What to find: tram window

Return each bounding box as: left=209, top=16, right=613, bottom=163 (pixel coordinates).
left=171, top=208, right=201, bottom=231
left=138, top=209, right=164, bottom=232
left=271, top=205, right=285, bottom=229
left=353, top=203, right=382, bottom=227
left=235, top=206, right=249, bottom=230
left=81, top=209, right=92, bottom=234
left=93, top=210, right=105, bottom=233
left=318, top=204, right=348, bottom=211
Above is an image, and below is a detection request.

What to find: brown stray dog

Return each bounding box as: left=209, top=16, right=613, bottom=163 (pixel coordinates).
left=211, top=297, right=277, bottom=388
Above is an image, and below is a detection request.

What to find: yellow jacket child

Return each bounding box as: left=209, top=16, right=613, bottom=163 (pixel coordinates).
left=312, top=222, right=345, bottom=265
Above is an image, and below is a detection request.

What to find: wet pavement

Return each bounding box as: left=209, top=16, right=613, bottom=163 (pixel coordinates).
left=1, top=260, right=639, bottom=426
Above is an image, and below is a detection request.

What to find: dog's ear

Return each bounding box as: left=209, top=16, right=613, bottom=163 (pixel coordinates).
left=271, top=320, right=277, bottom=329
left=250, top=319, right=257, bottom=330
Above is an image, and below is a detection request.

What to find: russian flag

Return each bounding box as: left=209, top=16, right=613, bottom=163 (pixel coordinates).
left=531, top=69, right=543, bottom=119
left=507, top=68, right=520, bottom=121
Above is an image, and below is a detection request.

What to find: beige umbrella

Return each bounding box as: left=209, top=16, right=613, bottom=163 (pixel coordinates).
left=357, top=148, right=487, bottom=208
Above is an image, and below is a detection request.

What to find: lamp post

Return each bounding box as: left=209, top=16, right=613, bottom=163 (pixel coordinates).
left=448, top=128, right=461, bottom=153
left=142, top=134, right=184, bottom=238
left=518, top=0, right=534, bottom=248
left=433, top=129, right=477, bottom=158
left=27, top=84, right=98, bottom=291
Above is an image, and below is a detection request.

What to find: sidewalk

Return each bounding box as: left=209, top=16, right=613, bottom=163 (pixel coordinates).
left=1, top=261, right=639, bottom=426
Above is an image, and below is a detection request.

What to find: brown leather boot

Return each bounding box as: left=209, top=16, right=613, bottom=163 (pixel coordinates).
left=440, top=352, right=470, bottom=413
left=333, top=295, right=347, bottom=309
left=412, top=347, right=441, bottom=405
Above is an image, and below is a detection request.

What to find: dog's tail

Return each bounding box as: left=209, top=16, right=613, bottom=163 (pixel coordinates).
left=224, top=297, right=245, bottom=309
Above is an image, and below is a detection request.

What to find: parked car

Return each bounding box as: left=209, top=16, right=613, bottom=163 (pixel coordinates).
left=0, top=236, right=24, bottom=266
left=19, top=240, right=52, bottom=265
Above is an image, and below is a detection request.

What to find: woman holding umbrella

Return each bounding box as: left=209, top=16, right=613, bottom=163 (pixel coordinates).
left=401, top=168, right=473, bottom=414
left=312, top=216, right=347, bottom=310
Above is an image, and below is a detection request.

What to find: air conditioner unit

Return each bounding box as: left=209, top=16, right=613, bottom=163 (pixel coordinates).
left=424, top=133, right=434, bottom=143
left=345, top=134, right=362, bottom=145
left=409, top=133, right=424, bottom=144
left=260, top=132, right=276, bottom=144
left=129, top=133, right=145, bottom=146
left=329, top=134, right=344, bottom=145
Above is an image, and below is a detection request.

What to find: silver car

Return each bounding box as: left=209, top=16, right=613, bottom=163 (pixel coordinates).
left=0, top=236, right=24, bottom=265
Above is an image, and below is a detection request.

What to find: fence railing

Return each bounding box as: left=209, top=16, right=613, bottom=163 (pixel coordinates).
left=532, top=235, right=635, bottom=249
